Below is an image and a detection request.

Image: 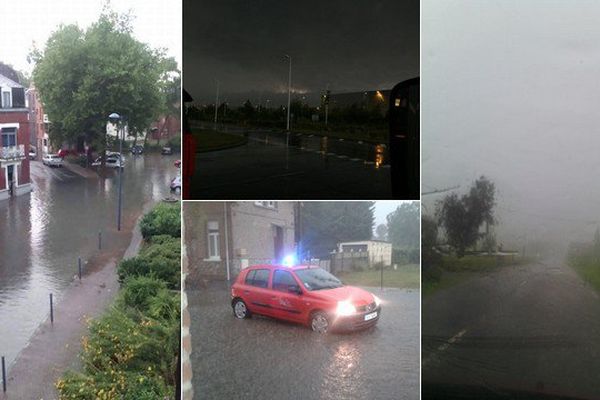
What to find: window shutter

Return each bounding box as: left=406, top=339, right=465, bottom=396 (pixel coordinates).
left=12, top=88, right=25, bottom=108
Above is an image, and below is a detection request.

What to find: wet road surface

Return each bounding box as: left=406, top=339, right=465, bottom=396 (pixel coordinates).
left=0, top=153, right=178, bottom=370
left=190, top=127, right=392, bottom=199
left=422, top=260, right=600, bottom=399
left=188, top=283, right=419, bottom=400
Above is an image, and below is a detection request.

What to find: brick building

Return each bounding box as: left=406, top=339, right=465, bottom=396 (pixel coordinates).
left=26, top=85, right=50, bottom=156
left=184, top=201, right=296, bottom=284
left=0, top=73, right=31, bottom=201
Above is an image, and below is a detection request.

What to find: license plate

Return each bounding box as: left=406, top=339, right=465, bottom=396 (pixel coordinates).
left=364, top=311, right=377, bottom=321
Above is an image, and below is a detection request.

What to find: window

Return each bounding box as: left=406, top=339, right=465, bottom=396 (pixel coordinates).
left=1, top=91, right=11, bottom=108
left=1, top=128, right=17, bottom=147
left=254, top=201, right=278, bottom=210
left=207, top=221, right=220, bottom=259
left=245, top=269, right=269, bottom=288
left=272, top=270, right=298, bottom=292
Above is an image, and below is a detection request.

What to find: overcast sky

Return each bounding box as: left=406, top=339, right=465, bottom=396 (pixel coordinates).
left=183, top=0, right=419, bottom=103
left=422, top=0, right=600, bottom=247
left=0, top=0, right=181, bottom=75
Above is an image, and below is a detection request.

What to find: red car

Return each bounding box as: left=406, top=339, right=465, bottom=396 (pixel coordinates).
left=231, top=264, right=382, bottom=333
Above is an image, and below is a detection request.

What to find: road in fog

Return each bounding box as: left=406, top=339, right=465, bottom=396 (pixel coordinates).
left=422, top=261, right=600, bottom=399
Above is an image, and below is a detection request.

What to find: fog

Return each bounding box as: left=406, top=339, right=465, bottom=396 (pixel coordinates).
left=422, top=0, right=600, bottom=251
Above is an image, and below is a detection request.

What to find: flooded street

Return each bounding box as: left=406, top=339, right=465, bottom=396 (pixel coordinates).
left=0, top=153, right=179, bottom=369
left=188, top=283, right=419, bottom=400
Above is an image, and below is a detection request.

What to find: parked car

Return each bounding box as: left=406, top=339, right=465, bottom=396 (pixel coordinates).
left=91, top=153, right=125, bottom=169
left=170, top=175, right=181, bottom=194
left=130, top=145, right=144, bottom=155
left=56, top=149, right=74, bottom=158
left=231, top=264, right=381, bottom=333
left=28, top=148, right=36, bottom=160
left=161, top=146, right=173, bottom=155
left=42, top=154, right=64, bottom=167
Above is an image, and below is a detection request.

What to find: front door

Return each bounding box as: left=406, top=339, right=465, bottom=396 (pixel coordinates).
left=7, top=165, right=14, bottom=196
left=269, top=269, right=304, bottom=322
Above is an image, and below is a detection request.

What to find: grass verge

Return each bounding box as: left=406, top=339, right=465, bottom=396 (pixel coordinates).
left=569, top=253, right=600, bottom=292
left=192, top=129, right=247, bottom=152
left=336, top=264, right=420, bottom=289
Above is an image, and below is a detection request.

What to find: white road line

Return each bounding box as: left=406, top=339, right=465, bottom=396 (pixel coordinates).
left=423, top=328, right=468, bottom=368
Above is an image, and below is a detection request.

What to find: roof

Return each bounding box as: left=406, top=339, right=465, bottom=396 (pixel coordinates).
left=0, top=73, right=24, bottom=89
left=339, top=240, right=391, bottom=245
left=247, top=264, right=317, bottom=271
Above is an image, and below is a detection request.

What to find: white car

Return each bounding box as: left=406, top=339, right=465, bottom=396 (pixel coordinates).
left=92, top=154, right=126, bottom=169
left=29, top=148, right=36, bottom=160
left=42, top=154, right=63, bottom=167
left=170, top=175, right=181, bottom=193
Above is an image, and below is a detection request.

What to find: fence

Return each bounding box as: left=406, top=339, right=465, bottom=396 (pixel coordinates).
left=330, top=251, right=372, bottom=273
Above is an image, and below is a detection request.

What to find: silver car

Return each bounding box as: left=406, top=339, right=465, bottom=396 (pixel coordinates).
left=42, top=154, right=63, bottom=167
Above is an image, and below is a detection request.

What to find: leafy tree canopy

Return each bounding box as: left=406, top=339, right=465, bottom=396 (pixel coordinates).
left=300, top=202, right=375, bottom=259
left=31, top=7, right=178, bottom=150
left=386, top=201, right=420, bottom=249
left=437, top=176, right=496, bottom=257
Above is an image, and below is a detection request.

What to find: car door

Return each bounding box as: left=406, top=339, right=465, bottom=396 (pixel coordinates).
left=242, top=269, right=274, bottom=316
left=269, top=269, right=304, bottom=322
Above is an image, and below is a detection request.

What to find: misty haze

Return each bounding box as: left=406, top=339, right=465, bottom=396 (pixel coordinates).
left=422, top=1, right=600, bottom=399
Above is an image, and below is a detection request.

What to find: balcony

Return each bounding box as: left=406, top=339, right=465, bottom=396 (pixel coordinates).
left=0, top=144, right=26, bottom=161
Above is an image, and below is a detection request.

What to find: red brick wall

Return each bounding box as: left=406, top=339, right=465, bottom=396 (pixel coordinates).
left=0, top=110, right=30, bottom=184
left=0, top=166, right=5, bottom=190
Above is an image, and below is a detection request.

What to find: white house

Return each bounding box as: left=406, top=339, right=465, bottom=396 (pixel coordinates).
left=337, top=240, right=393, bottom=266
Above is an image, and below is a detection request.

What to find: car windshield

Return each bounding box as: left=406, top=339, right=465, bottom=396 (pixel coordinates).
left=294, top=268, right=343, bottom=291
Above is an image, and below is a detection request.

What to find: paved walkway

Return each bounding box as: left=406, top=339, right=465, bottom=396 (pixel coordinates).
left=0, top=214, right=144, bottom=400
left=62, top=161, right=98, bottom=179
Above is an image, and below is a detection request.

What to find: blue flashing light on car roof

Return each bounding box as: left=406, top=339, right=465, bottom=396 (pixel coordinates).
left=282, top=254, right=296, bottom=267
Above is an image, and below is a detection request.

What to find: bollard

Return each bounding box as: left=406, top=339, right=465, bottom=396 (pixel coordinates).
left=78, top=257, right=82, bottom=280
left=98, top=231, right=102, bottom=250
left=1, top=355, right=6, bottom=392
left=50, top=293, right=54, bottom=324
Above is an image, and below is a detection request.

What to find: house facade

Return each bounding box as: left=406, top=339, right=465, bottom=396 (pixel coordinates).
left=26, top=86, right=50, bottom=156
left=184, top=201, right=296, bottom=283
left=0, top=73, right=31, bottom=201
left=336, top=240, right=393, bottom=267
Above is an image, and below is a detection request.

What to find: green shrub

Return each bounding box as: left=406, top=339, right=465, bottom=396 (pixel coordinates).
left=140, top=204, right=180, bottom=239
left=121, top=276, right=167, bottom=312
left=117, top=237, right=181, bottom=289
left=148, top=289, right=180, bottom=322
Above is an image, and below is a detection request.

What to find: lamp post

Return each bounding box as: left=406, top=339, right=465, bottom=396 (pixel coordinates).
left=284, top=54, right=292, bottom=131
left=214, top=80, right=219, bottom=131
left=108, top=112, right=123, bottom=231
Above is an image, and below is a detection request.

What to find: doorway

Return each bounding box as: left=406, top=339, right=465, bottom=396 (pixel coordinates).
left=273, top=225, right=284, bottom=262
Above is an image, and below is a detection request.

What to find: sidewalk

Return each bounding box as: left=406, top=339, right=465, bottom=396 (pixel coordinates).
left=62, top=161, right=98, bottom=179
left=0, top=218, right=143, bottom=400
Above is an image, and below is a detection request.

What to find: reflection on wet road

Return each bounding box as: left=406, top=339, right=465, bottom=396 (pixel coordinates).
left=188, top=283, right=419, bottom=400
left=422, top=260, right=600, bottom=399
left=0, top=154, right=178, bottom=368
left=191, top=127, right=392, bottom=199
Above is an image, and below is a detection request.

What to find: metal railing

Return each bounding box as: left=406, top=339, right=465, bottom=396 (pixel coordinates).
left=0, top=144, right=25, bottom=161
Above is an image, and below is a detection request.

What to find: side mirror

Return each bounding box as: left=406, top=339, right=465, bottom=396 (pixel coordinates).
left=288, top=285, right=302, bottom=295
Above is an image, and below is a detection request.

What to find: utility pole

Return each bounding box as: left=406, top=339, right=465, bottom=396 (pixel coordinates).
left=214, top=80, right=219, bottom=131
left=285, top=54, right=292, bottom=131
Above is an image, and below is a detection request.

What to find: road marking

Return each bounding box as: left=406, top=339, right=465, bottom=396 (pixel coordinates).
left=423, top=329, right=467, bottom=368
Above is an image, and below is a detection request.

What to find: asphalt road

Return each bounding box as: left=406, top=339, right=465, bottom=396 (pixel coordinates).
left=188, top=283, right=419, bottom=400
left=189, top=131, right=393, bottom=199
left=422, top=260, right=600, bottom=399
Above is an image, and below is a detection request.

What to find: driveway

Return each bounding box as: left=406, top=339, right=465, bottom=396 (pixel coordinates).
left=188, top=283, right=419, bottom=400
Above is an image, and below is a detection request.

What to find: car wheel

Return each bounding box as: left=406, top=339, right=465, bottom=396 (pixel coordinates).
left=310, top=311, right=330, bottom=333
left=232, top=299, right=251, bottom=319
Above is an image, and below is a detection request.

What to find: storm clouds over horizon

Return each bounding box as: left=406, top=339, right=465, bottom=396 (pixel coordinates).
left=183, top=0, right=419, bottom=104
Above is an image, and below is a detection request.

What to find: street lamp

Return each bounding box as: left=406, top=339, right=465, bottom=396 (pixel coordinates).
left=284, top=54, right=292, bottom=131
left=214, top=80, right=220, bottom=131
left=108, top=112, right=123, bottom=231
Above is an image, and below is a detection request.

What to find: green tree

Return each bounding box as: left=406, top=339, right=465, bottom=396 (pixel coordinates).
left=300, top=202, right=375, bottom=259
left=375, top=224, right=388, bottom=241
left=31, top=8, right=177, bottom=154
left=386, top=201, right=420, bottom=249
left=437, top=176, right=496, bottom=257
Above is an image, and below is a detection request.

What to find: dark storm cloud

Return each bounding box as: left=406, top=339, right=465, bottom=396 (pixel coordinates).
left=183, top=0, right=419, bottom=104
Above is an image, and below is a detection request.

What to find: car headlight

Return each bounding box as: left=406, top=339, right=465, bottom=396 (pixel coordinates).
left=336, top=300, right=356, bottom=316
left=373, top=295, right=381, bottom=307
